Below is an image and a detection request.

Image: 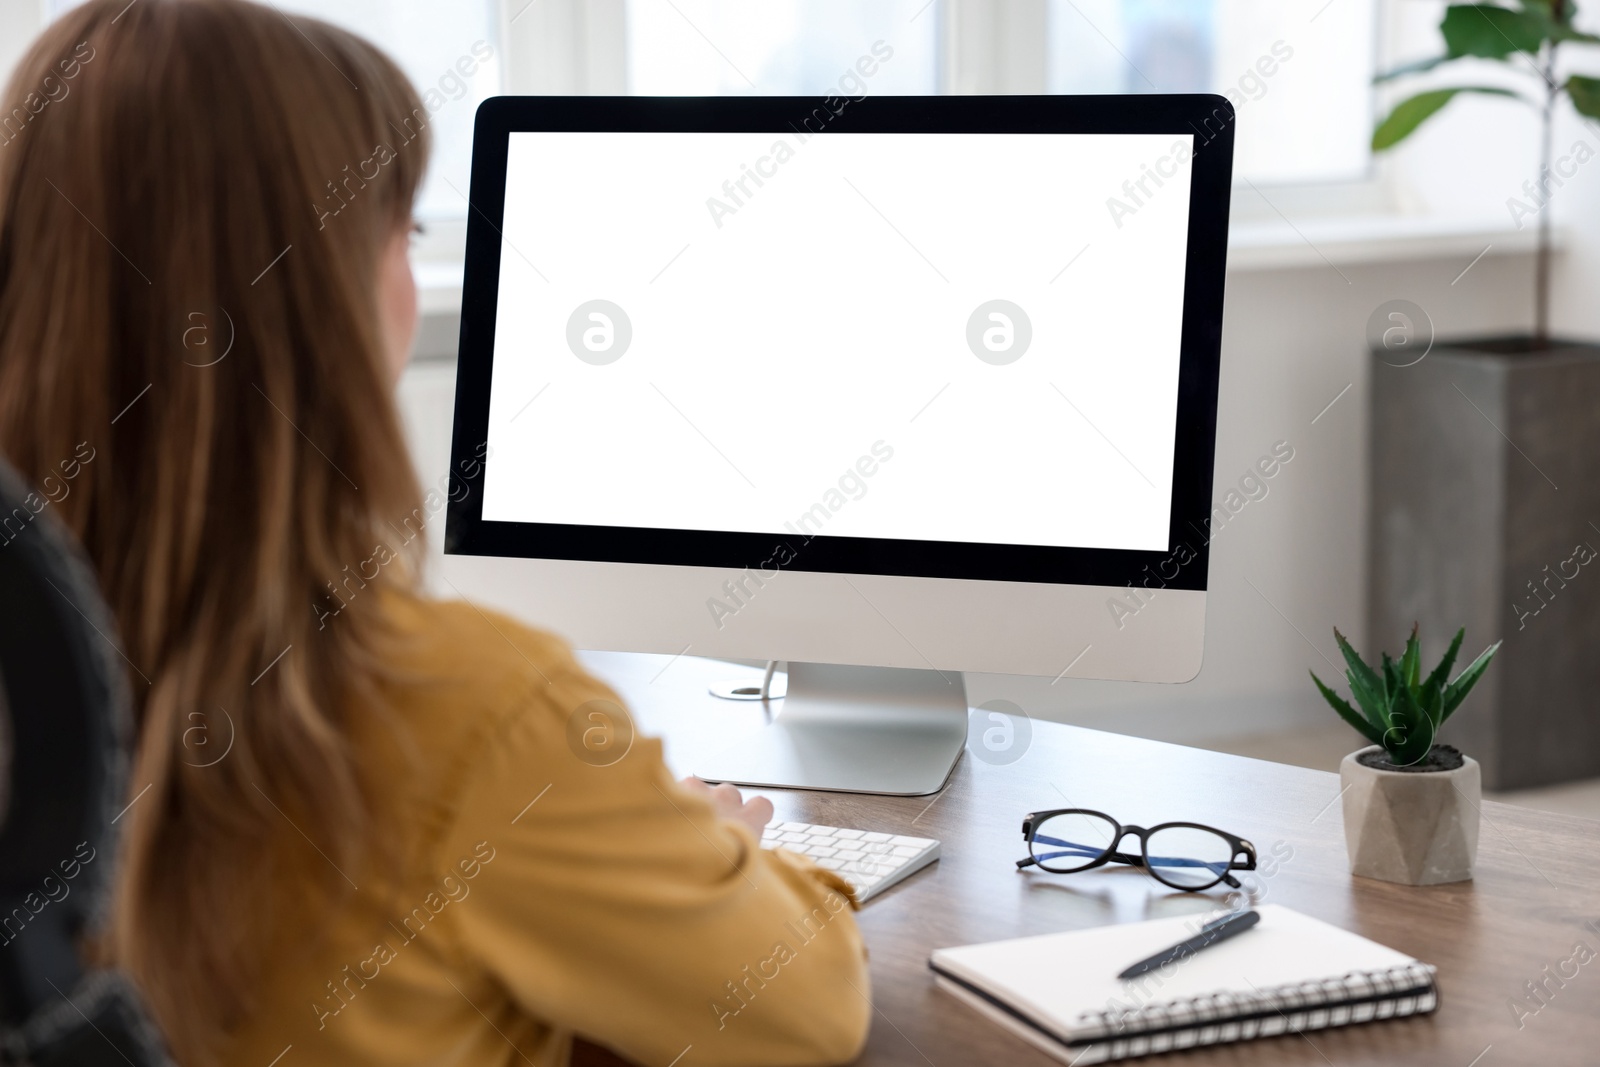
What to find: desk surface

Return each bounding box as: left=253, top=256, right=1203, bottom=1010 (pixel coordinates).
left=575, top=651, right=1599, bottom=1066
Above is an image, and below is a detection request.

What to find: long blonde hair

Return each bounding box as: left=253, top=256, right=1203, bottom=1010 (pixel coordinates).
left=0, top=1, right=430, bottom=1058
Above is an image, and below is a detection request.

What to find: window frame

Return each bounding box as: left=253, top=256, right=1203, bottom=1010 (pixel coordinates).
left=491, top=0, right=1390, bottom=214
left=0, top=0, right=1414, bottom=253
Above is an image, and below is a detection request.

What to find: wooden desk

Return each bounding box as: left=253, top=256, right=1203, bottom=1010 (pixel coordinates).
left=577, top=651, right=1600, bottom=1066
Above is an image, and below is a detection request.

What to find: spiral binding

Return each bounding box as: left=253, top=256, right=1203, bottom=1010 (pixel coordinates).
left=1072, top=962, right=1438, bottom=1053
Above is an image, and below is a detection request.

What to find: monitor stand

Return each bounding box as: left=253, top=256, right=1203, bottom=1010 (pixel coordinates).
left=693, top=663, right=968, bottom=796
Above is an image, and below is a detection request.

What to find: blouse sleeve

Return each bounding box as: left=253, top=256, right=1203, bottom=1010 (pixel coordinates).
left=432, top=647, right=872, bottom=1067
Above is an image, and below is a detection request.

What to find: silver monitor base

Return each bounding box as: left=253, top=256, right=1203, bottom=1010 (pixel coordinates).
left=693, top=663, right=968, bottom=796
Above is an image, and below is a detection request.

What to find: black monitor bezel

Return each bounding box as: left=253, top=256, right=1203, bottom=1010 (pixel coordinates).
left=445, top=94, right=1233, bottom=592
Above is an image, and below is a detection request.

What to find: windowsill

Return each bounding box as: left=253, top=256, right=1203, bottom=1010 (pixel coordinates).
left=406, top=211, right=1554, bottom=360
left=1225, top=211, right=1548, bottom=272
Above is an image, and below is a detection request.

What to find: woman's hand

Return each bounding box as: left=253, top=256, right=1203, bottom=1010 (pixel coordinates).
left=679, top=777, right=774, bottom=837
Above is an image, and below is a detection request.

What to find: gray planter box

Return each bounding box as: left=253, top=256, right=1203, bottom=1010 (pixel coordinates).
left=1369, top=338, right=1600, bottom=791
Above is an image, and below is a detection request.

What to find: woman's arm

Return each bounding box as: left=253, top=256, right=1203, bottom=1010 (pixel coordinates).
left=433, top=653, right=872, bottom=1067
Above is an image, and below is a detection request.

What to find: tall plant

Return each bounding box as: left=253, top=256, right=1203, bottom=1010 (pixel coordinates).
left=1372, top=0, right=1600, bottom=345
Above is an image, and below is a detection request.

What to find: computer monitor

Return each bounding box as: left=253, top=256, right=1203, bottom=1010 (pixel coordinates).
left=444, top=95, right=1232, bottom=796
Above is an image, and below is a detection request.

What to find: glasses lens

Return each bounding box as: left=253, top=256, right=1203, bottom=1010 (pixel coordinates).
left=1143, top=825, right=1236, bottom=889
left=1031, top=812, right=1119, bottom=873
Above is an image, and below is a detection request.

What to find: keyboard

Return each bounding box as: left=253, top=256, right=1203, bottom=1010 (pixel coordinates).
left=761, top=820, right=940, bottom=903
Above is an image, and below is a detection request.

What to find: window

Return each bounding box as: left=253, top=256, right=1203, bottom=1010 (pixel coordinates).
left=15, top=0, right=1383, bottom=242
left=1047, top=0, right=1376, bottom=184
left=617, top=0, right=1376, bottom=184
left=270, top=1, right=502, bottom=220
left=624, top=0, right=940, bottom=95
left=41, top=0, right=499, bottom=221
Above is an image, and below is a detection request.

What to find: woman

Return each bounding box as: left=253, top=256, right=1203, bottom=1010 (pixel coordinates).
left=0, top=2, right=870, bottom=1064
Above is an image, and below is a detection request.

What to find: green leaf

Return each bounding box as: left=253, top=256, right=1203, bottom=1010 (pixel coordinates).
left=1381, top=653, right=1406, bottom=733
left=1333, top=629, right=1387, bottom=729
left=1401, top=624, right=1422, bottom=690
left=1311, top=670, right=1386, bottom=746
left=1569, top=75, right=1600, bottom=118
left=1372, top=87, right=1524, bottom=150
left=1385, top=683, right=1437, bottom=765
left=1441, top=641, right=1502, bottom=720
left=1374, top=55, right=1452, bottom=83
left=1422, top=628, right=1465, bottom=694
left=1442, top=5, right=1551, bottom=58
left=1514, top=0, right=1597, bottom=39
left=1420, top=628, right=1463, bottom=728
left=1381, top=652, right=1402, bottom=700
left=1422, top=682, right=1446, bottom=731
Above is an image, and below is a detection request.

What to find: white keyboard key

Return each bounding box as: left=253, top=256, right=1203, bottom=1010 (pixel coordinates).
left=762, top=819, right=940, bottom=903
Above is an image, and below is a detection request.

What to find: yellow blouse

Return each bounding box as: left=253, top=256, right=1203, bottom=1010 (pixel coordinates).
left=222, top=595, right=871, bottom=1066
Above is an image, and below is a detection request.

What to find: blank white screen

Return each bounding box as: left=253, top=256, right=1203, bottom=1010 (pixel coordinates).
left=482, top=129, right=1192, bottom=551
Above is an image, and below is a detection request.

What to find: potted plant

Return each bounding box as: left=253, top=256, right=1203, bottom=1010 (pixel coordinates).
left=1374, top=0, right=1600, bottom=340
left=1310, top=626, right=1500, bottom=885
left=1367, top=2, right=1600, bottom=790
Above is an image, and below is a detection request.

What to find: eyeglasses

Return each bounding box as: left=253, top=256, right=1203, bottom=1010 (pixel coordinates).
left=1016, top=809, right=1257, bottom=892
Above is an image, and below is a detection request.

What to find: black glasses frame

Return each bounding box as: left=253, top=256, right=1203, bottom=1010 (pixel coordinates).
left=1016, top=808, right=1257, bottom=891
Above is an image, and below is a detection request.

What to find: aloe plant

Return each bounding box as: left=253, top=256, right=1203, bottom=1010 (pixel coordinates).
left=1372, top=0, right=1600, bottom=344
left=1310, top=626, right=1500, bottom=766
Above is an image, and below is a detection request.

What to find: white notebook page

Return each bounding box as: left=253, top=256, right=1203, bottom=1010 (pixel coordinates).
left=930, top=904, right=1425, bottom=1034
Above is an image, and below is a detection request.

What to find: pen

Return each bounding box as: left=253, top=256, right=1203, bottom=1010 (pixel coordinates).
left=1117, top=909, right=1261, bottom=980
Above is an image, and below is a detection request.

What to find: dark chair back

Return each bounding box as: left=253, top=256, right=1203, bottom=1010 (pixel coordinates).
left=0, top=457, right=170, bottom=1066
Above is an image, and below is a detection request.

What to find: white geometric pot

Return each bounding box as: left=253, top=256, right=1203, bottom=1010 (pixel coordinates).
left=1339, top=746, right=1481, bottom=886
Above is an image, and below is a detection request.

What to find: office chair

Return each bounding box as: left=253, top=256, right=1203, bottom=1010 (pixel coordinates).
left=0, top=457, right=172, bottom=1066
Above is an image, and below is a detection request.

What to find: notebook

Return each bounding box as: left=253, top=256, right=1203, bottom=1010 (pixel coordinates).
left=928, top=904, right=1437, bottom=1065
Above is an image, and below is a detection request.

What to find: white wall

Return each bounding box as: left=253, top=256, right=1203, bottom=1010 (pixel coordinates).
left=970, top=248, right=1536, bottom=742
left=397, top=236, right=1539, bottom=744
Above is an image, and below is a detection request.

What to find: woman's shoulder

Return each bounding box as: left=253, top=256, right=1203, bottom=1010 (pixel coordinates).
left=370, top=591, right=614, bottom=764
left=385, top=592, right=571, bottom=679
left=360, top=592, right=631, bottom=851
